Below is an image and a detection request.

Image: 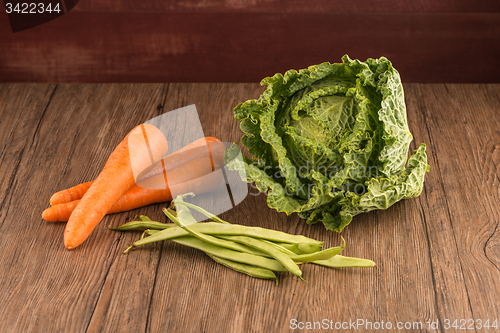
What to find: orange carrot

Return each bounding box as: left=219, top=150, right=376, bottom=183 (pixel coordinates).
left=43, top=158, right=222, bottom=222
left=49, top=181, right=93, bottom=206
left=43, top=200, right=80, bottom=222
left=48, top=137, right=224, bottom=206
left=139, top=137, right=224, bottom=180
left=172, top=136, right=220, bottom=154
left=63, top=124, right=168, bottom=250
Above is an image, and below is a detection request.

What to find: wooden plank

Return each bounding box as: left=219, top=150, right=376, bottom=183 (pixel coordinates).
left=0, top=84, right=33, bottom=156
left=405, top=83, right=476, bottom=326
left=0, top=12, right=499, bottom=83
left=0, top=84, right=56, bottom=222
left=0, top=84, right=166, bottom=333
left=74, top=0, right=500, bottom=13
left=412, top=84, right=500, bottom=323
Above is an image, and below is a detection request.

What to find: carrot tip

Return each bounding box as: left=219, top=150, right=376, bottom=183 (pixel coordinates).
left=42, top=209, right=52, bottom=221
left=64, top=236, right=77, bottom=250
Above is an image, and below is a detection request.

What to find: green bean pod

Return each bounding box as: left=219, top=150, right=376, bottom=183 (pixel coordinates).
left=297, top=242, right=323, bottom=254
left=118, top=195, right=375, bottom=283
left=261, top=240, right=298, bottom=256
left=171, top=236, right=288, bottom=272
left=141, top=222, right=322, bottom=256
left=110, top=221, right=175, bottom=231
left=130, top=223, right=269, bottom=258
left=163, top=208, right=272, bottom=257
left=132, top=225, right=188, bottom=245
left=312, top=255, right=376, bottom=268
left=146, top=229, right=161, bottom=236
left=289, top=242, right=345, bottom=262
left=263, top=239, right=344, bottom=262
left=206, top=253, right=278, bottom=283
left=157, top=220, right=322, bottom=245
left=273, top=242, right=323, bottom=255
left=177, top=201, right=229, bottom=224
left=174, top=207, right=321, bottom=245
left=218, top=235, right=303, bottom=279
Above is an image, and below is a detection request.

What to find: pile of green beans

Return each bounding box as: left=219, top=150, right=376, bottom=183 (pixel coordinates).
left=111, top=194, right=375, bottom=284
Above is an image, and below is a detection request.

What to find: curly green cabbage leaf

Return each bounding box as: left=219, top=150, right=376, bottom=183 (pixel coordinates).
left=225, top=55, right=430, bottom=232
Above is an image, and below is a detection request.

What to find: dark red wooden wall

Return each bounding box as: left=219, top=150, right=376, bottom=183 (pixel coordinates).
left=1, top=0, right=499, bottom=83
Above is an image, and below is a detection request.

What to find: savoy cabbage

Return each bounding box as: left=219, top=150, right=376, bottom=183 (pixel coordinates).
left=225, top=55, right=430, bottom=232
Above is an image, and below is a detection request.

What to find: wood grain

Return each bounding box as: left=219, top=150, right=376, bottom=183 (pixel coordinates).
left=411, top=84, right=500, bottom=321
left=0, top=10, right=499, bottom=83
left=0, top=83, right=499, bottom=332
left=405, top=84, right=476, bottom=326
left=0, top=83, right=166, bottom=332
left=0, top=84, right=33, bottom=156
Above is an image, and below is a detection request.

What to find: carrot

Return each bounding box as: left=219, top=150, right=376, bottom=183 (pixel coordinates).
left=139, top=137, right=224, bottom=180
left=63, top=124, right=168, bottom=250
left=43, top=200, right=80, bottom=222
left=48, top=137, right=224, bottom=206
left=43, top=158, right=223, bottom=222
left=172, top=136, right=220, bottom=154
left=49, top=181, right=93, bottom=206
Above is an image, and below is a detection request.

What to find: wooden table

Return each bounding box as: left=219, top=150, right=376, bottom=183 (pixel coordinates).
left=0, top=83, right=499, bottom=332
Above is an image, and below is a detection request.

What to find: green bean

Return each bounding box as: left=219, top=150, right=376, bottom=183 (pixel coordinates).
left=156, top=220, right=322, bottom=245
left=110, top=221, right=175, bottom=231
left=129, top=222, right=269, bottom=258
left=172, top=195, right=321, bottom=245
left=178, top=201, right=229, bottom=224
left=119, top=195, right=374, bottom=282
left=127, top=232, right=287, bottom=272
left=139, top=222, right=328, bottom=262
left=274, top=243, right=302, bottom=255
left=146, top=229, right=161, bottom=236
left=145, top=228, right=350, bottom=266
left=312, top=255, right=376, bottom=268
left=261, top=239, right=340, bottom=262
left=206, top=253, right=278, bottom=283
left=163, top=208, right=273, bottom=257
left=210, top=224, right=319, bottom=244
left=132, top=226, right=188, bottom=246
left=260, top=240, right=298, bottom=256
left=297, top=242, right=323, bottom=254
left=141, top=221, right=321, bottom=248
left=290, top=246, right=344, bottom=262
left=273, top=242, right=323, bottom=255
left=172, top=199, right=198, bottom=226
left=178, top=202, right=320, bottom=257
left=170, top=236, right=288, bottom=272
left=286, top=237, right=345, bottom=262
left=218, top=235, right=303, bottom=279
left=223, top=235, right=344, bottom=265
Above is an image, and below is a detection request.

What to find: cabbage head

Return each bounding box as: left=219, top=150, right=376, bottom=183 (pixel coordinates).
left=225, top=55, right=430, bottom=232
